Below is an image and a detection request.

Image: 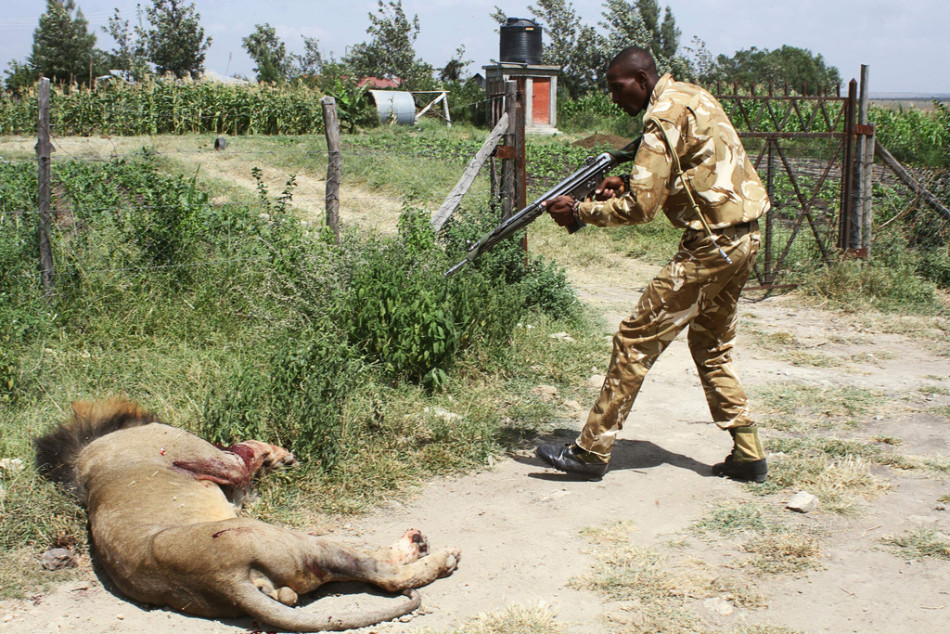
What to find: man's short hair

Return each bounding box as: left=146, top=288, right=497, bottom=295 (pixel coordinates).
left=608, top=47, right=657, bottom=77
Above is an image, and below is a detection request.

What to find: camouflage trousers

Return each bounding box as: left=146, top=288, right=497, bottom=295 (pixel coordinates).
left=577, top=226, right=761, bottom=459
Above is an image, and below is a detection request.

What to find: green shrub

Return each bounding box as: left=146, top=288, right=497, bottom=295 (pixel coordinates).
left=348, top=238, right=459, bottom=389
left=201, top=326, right=363, bottom=471
left=557, top=91, right=641, bottom=137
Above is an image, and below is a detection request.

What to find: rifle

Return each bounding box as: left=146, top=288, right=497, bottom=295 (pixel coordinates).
left=444, top=137, right=642, bottom=277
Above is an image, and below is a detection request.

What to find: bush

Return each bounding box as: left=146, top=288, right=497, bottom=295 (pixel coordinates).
left=201, top=326, right=363, bottom=471
left=348, top=213, right=460, bottom=389
left=557, top=91, right=641, bottom=137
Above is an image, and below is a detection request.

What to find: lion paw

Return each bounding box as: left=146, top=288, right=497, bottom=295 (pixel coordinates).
left=441, top=548, right=461, bottom=576
left=389, top=529, right=430, bottom=565
left=277, top=586, right=298, bottom=606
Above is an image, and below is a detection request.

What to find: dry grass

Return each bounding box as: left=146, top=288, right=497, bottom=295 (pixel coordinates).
left=882, top=527, right=950, bottom=560
left=762, top=452, right=891, bottom=513
left=449, top=602, right=567, bottom=634
left=573, top=521, right=727, bottom=632
left=743, top=533, right=822, bottom=574
left=749, top=330, right=844, bottom=368
left=691, top=500, right=823, bottom=576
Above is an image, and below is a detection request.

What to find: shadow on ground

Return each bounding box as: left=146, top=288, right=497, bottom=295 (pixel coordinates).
left=512, top=429, right=712, bottom=481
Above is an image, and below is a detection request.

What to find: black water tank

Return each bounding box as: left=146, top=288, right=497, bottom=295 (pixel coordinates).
left=499, top=18, right=542, bottom=65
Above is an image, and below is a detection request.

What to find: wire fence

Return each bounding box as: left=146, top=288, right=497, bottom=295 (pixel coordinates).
left=3, top=86, right=949, bottom=300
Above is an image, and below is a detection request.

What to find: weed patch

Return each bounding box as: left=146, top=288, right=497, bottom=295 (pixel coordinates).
left=753, top=383, right=882, bottom=431
left=758, top=439, right=893, bottom=512
left=690, top=500, right=780, bottom=537
left=691, top=500, right=822, bottom=575
left=451, top=603, right=566, bottom=634
left=882, top=527, right=950, bottom=560
left=743, top=532, right=822, bottom=574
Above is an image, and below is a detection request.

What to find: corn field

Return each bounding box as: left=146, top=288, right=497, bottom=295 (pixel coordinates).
left=0, top=79, right=328, bottom=136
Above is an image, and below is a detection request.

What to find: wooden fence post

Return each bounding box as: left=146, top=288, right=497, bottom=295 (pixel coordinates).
left=36, top=77, right=55, bottom=298
left=514, top=78, right=527, bottom=212
left=838, top=79, right=857, bottom=251
left=500, top=81, right=518, bottom=221
left=321, top=96, right=341, bottom=243
left=857, top=66, right=876, bottom=253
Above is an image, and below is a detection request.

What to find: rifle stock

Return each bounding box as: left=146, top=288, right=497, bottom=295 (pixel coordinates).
left=444, top=137, right=642, bottom=277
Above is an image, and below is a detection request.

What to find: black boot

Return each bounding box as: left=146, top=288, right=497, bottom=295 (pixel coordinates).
left=536, top=443, right=608, bottom=480
left=712, top=426, right=768, bottom=483
left=712, top=454, right=768, bottom=483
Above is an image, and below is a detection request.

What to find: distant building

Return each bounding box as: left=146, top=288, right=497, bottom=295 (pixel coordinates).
left=357, top=77, right=403, bottom=89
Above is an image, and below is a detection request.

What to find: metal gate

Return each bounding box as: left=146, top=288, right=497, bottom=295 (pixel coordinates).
left=713, top=82, right=857, bottom=287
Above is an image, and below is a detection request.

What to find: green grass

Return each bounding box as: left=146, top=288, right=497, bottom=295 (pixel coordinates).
left=691, top=500, right=780, bottom=537
left=882, top=527, right=950, bottom=560
left=752, top=383, right=882, bottom=431
left=691, top=500, right=823, bottom=575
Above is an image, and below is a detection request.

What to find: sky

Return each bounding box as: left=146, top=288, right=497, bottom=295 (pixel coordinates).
left=0, top=0, right=947, bottom=95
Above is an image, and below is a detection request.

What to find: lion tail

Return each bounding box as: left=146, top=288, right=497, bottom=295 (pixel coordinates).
left=35, top=398, right=157, bottom=500
left=231, top=583, right=421, bottom=632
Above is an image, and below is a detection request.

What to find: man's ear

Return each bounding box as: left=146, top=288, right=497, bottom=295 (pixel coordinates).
left=634, top=69, right=649, bottom=89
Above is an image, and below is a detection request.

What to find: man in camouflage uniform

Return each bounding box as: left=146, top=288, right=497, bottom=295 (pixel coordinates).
left=536, top=46, right=769, bottom=482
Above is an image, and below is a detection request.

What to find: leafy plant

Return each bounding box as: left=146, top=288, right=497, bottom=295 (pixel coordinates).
left=201, top=326, right=362, bottom=470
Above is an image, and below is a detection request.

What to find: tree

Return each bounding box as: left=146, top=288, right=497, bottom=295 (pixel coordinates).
left=344, top=0, right=433, bottom=87
left=4, top=60, right=37, bottom=93
left=439, top=46, right=471, bottom=82
left=658, top=6, right=680, bottom=60
left=291, top=36, right=325, bottom=79
left=600, top=1, right=689, bottom=79
left=707, top=46, right=841, bottom=94
left=599, top=0, right=650, bottom=53
left=103, top=7, right=151, bottom=82
left=141, top=0, right=211, bottom=78
left=243, top=24, right=288, bottom=83
left=26, top=0, right=105, bottom=86
left=513, top=0, right=607, bottom=97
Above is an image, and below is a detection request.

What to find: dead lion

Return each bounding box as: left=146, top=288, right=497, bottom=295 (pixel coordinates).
left=35, top=399, right=460, bottom=631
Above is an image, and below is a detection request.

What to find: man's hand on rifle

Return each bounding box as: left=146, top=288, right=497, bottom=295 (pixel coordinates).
left=594, top=176, right=626, bottom=200
left=541, top=195, right=577, bottom=227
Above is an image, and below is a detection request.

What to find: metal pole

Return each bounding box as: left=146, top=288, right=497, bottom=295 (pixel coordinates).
left=850, top=65, right=870, bottom=255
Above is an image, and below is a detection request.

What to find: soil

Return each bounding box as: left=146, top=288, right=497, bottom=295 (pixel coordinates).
left=2, top=138, right=950, bottom=632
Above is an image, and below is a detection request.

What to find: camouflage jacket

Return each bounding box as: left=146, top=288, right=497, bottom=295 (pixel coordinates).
left=577, top=73, right=770, bottom=231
